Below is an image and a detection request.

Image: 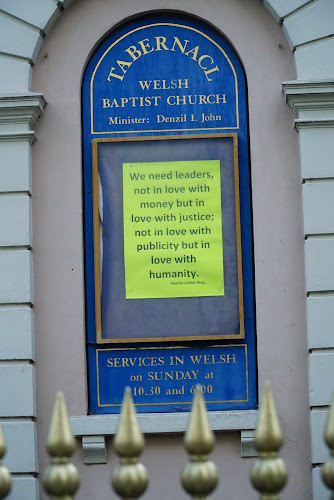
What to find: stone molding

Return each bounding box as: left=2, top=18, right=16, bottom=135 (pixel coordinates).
left=294, top=119, right=334, bottom=131
left=0, top=93, right=46, bottom=132
left=0, top=131, right=35, bottom=143
left=282, top=80, right=334, bottom=113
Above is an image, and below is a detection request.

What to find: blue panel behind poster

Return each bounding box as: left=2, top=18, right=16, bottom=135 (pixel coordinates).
left=83, top=12, right=257, bottom=414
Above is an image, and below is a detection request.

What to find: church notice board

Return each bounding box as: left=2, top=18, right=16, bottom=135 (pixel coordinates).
left=82, top=13, right=257, bottom=413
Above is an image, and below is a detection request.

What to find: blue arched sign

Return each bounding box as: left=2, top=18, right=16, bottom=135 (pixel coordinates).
left=83, top=13, right=257, bottom=413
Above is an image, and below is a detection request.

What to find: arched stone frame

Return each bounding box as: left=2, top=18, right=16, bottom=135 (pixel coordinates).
left=0, top=1, right=333, bottom=498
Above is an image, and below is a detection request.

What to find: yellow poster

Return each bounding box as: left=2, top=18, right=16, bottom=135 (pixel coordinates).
left=123, top=160, right=224, bottom=299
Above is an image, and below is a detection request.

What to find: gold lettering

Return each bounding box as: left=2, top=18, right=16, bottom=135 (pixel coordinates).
left=216, top=94, right=227, bottom=104
left=206, top=94, right=216, bottom=104
left=185, top=45, right=199, bottom=61
left=198, top=54, right=214, bottom=70
left=166, top=386, right=185, bottom=395
left=117, top=60, right=132, bottom=74
left=107, top=356, right=168, bottom=368
left=152, top=96, right=161, bottom=106
left=110, top=98, right=119, bottom=107
left=170, top=355, right=184, bottom=366
left=190, top=355, right=202, bottom=364
left=176, top=95, right=187, bottom=105
left=162, top=80, right=171, bottom=89
left=107, top=39, right=219, bottom=83
left=138, top=38, right=154, bottom=55
left=170, top=37, right=189, bottom=53
left=151, top=356, right=158, bottom=366
left=139, top=79, right=188, bottom=91
left=142, top=357, right=151, bottom=366
left=102, top=98, right=110, bottom=108
left=125, top=45, right=142, bottom=61
left=121, top=97, right=129, bottom=107
left=107, top=67, right=124, bottom=82
left=166, top=93, right=224, bottom=106
left=226, top=354, right=236, bottom=363
left=155, top=36, right=169, bottom=51
left=178, top=79, right=189, bottom=88
left=167, top=95, right=176, bottom=105
left=138, top=80, right=151, bottom=90
left=204, top=65, right=219, bottom=81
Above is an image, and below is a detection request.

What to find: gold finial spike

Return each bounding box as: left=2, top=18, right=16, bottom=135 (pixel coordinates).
left=42, top=392, right=80, bottom=499
left=112, top=387, right=148, bottom=499
left=251, top=382, right=287, bottom=499
left=0, top=426, right=6, bottom=459
left=322, top=392, right=334, bottom=493
left=0, top=424, right=11, bottom=499
left=46, top=392, right=76, bottom=458
left=255, top=383, right=284, bottom=453
left=181, top=385, right=218, bottom=500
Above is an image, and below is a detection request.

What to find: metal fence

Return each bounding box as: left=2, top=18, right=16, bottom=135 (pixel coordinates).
left=0, top=383, right=334, bottom=499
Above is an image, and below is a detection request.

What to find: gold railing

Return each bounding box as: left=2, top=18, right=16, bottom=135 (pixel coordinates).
left=1, top=384, right=334, bottom=499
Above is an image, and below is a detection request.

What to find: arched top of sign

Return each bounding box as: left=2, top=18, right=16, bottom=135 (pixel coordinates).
left=83, top=12, right=246, bottom=138
left=88, top=22, right=239, bottom=134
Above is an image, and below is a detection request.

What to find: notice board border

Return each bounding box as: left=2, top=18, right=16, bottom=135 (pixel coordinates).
left=92, top=132, right=244, bottom=344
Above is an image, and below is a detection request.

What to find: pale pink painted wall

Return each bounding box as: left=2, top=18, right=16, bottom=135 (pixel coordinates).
left=32, top=0, right=311, bottom=498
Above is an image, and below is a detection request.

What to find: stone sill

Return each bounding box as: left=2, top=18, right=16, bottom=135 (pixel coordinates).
left=70, top=410, right=258, bottom=464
